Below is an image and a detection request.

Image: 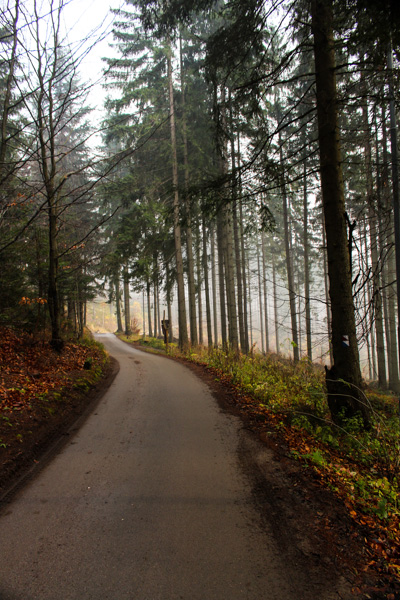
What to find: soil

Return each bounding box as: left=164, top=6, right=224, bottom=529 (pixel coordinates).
left=1, top=339, right=399, bottom=599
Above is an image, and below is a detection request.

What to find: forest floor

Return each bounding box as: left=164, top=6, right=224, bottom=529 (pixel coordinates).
left=0, top=326, right=399, bottom=599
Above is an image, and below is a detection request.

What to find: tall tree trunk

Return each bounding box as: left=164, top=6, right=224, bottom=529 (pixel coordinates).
left=374, top=109, right=387, bottom=383
left=142, top=290, right=146, bottom=338
left=168, top=300, right=173, bottom=342
left=186, top=217, right=197, bottom=344
left=34, top=2, right=63, bottom=352
left=381, top=102, right=399, bottom=391
left=217, top=210, right=227, bottom=347
left=165, top=268, right=172, bottom=342
left=147, top=277, right=153, bottom=338
left=123, top=266, right=131, bottom=336
left=361, top=220, right=374, bottom=380
left=218, top=89, right=238, bottom=352
left=279, top=132, right=299, bottom=362
left=196, top=226, right=203, bottom=345
left=368, top=185, right=386, bottom=385
left=210, top=223, right=218, bottom=346
left=261, top=232, right=270, bottom=353
left=179, top=35, right=197, bottom=346
left=77, top=281, right=84, bottom=339
left=34, top=228, right=46, bottom=330
left=388, top=244, right=400, bottom=390
left=321, top=210, right=333, bottom=365
left=223, top=203, right=239, bottom=352
left=362, top=81, right=386, bottom=386
left=153, top=269, right=157, bottom=338
left=115, top=272, right=123, bottom=333
left=233, top=198, right=245, bottom=352
left=157, top=279, right=161, bottom=338
left=363, top=220, right=378, bottom=380
left=303, top=160, right=312, bottom=361
left=311, top=0, right=370, bottom=426
left=202, top=219, right=213, bottom=347
left=230, top=120, right=245, bottom=351
left=247, top=255, right=253, bottom=350
left=387, top=44, right=400, bottom=391
left=272, top=255, right=280, bottom=354
left=48, top=200, right=61, bottom=349
left=167, top=38, right=188, bottom=349
left=257, top=241, right=265, bottom=353
left=239, top=198, right=249, bottom=353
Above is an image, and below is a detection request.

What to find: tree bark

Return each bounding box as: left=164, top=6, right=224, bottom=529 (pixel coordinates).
left=179, top=35, right=198, bottom=346
left=202, top=219, right=213, bottom=347
left=33, top=0, right=65, bottom=351
left=218, top=89, right=238, bottom=353
left=362, top=92, right=386, bottom=387
left=272, top=255, right=280, bottom=354
left=387, top=44, right=400, bottom=391
left=123, top=266, right=131, bottom=336
left=167, top=38, right=188, bottom=349
left=196, top=225, right=203, bottom=345
left=223, top=203, right=239, bottom=352
left=115, top=273, right=123, bottom=333
left=247, top=255, right=253, bottom=350
left=381, top=102, right=400, bottom=391
left=217, top=210, right=227, bottom=347
left=239, top=198, right=249, bottom=353
left=311, top=0, right=370, bottom=426
left=279, top=131, right=299, bottom=362
left=210, top=223, right=219, bottom=346
left=321, top=209, right=332, bottom=365
left=229, top=118, right=245, bottom=352
left=257, top=241, right=265, bottom=353
left=303, top=159, right=312, bottom=361
left=261, top=232, right=270, bottom=353
left=147, top=277, right=153, bottom=338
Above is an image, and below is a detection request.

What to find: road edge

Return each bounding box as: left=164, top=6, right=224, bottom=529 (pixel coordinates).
left=0, top=356, right=120, bottom=508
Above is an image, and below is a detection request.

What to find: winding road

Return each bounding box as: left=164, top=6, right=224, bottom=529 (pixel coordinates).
left=0, top=334, right=349, bottom=599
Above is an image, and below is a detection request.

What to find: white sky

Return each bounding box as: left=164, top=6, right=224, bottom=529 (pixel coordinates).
left=60, top=0, right=122, bottom=126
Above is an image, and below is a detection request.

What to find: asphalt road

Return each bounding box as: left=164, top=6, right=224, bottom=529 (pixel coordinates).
left=0, top=334, right=346, bottom=599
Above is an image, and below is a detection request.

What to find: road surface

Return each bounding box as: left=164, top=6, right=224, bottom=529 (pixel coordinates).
left=0, top=334, right=348, bottom=599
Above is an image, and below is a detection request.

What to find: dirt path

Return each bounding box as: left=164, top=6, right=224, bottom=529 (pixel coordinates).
left=0, top=334, right=353, bottom=599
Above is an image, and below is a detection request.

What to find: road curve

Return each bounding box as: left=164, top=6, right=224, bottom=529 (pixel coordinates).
left=0, top=334, right=343, bottom=599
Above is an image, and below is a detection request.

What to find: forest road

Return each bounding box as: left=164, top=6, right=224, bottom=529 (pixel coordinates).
left=0, top=334, right=350, bottom=600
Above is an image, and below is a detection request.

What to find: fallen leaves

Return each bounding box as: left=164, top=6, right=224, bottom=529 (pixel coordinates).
left=0, top=326, right=110, bottom=496
left=0, top=326, right=105, bottom=413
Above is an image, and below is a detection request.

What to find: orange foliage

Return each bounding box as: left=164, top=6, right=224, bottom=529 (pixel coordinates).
left=19, top=297, right=47, bottom=305
left=0, top=326, right=103, bottom=412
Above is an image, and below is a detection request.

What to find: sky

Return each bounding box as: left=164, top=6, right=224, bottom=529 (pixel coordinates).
left=60, top=0, right=122, bottom=126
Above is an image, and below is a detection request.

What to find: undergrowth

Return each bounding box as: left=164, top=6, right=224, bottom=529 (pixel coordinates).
left=198, top=348, right=400, bottom=517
